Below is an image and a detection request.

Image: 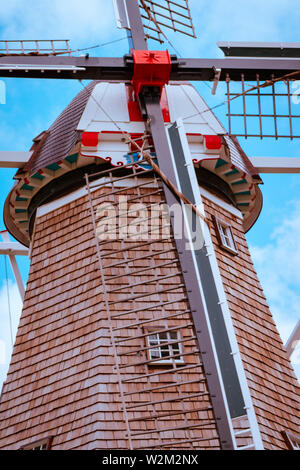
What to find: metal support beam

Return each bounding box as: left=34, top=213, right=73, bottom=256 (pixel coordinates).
left=249, top=157, right=300, bottom=173
left=175, top=57, right=300, bottom=81
left=143, top=89, right=236, bottom=450
left=218, top=41, right=300, bottom=58
left=0, top=56, right=130, bottom=80
left=0, top=55, right=300, bottom=81
left=285, top=320, right=300, bottom=357
left=124, top=0, right=148, bottom=50
left=0, top=231, right=26, bottom=301
left=0, top=151, right=32, bottom=168
left=0, top=241, right=29, bottom=256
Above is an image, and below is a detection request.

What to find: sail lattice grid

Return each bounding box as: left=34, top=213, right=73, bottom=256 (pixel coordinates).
left=226, top=73, right=300, bottom=139
left=139, top=0, right=196, bottom=43
left=0, top=39, right=72, bottom=56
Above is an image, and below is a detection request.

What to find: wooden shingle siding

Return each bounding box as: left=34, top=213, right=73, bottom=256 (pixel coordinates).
left=0, top=184, right=220, bottom=450
left=202, top=194, right=300, bottom=450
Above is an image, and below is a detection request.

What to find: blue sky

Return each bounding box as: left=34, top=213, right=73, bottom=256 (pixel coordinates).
left=0, top=0, right=300, bottom=388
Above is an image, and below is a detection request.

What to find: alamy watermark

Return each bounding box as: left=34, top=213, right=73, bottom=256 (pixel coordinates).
left=0, top=80, right=6, bottom=105
left=95, top=197, right=205, bottom=251
left=292, top=80, right=300, bottom=105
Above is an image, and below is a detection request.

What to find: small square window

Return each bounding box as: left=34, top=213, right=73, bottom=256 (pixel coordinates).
left=147, top=330, right=184, bottom=366
left=20, top=437, right=53, bottom=450
left=213, top=216, right=238, bottom=255
left=282, top=431, right=300, bottom=450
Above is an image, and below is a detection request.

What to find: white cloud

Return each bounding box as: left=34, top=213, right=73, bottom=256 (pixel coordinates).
left=0, top=281, right=22, bottom=393
left=249, top=201, right=300, bottom=381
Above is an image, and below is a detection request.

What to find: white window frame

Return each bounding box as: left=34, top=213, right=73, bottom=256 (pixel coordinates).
left=282, top=431, right=300, bottom=450
left=20, top=436, right=53, bottom=450
left=213, top=216, right=238, bottom=255
left=147, top=330, right=184, bottom=366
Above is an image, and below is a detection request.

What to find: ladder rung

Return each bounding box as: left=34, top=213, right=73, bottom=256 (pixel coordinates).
left=107, top=271, right=181, bottom=294
left=123, top=377, right=203, bottom=396
left=108, top=283, right=185, bottom=305
left=237, top=443, right=255, bottom=450
left=131, top=421, right=215, bottom=437
left=121, top=362, right=202, bottom=383
left=125, top=390, right=210, bottom=410
left=114, top=310, right=191, bottom=338
left=136, top=434, right=219, bottom=449
left=105, top=259, right=179, bottom=281
left=103, top=246, right=175, bottom=270
left=116, top=324, right=192, bottom=344
left=235, top=428, right=251, bottom=437
left=111, top=297, right=187, bottom=322
left=127, top=404, right=213, bottom=422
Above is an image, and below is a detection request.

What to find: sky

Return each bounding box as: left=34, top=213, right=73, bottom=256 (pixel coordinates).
left=0, top=0, right=300, bottom=389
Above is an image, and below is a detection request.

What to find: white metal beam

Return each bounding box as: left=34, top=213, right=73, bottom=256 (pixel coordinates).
left=0, top=241, right=29, bottom=256
left=249, top=157, right=300, bottom=173
left=0, top=151, right=32, bottom=168
left=0, top=231, right=26, bottom=300
left=285, top=320, right=300, bottom=358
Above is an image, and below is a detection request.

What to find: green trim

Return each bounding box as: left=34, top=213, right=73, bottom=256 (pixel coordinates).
left=46, top=162, right=61, bottom=171
left=234, top=191, right=251, bottom=196
left=21, top=184, right=34, bottom=191
left=66, top=153, right=78, bottom=164
left=16, top=196, right=28, bottom=202
left=32, top=172, right=45, bottom=180
left=215, top=158, right=228, bottom=168
left=224, top=168, right=239, bottom=176
left=15, top=209, right=27, bottom=213
left=231, top=179, right=247, bottom=186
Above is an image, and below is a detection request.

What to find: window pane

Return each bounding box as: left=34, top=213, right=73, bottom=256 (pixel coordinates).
left=169, top=331, right=178, bottom=340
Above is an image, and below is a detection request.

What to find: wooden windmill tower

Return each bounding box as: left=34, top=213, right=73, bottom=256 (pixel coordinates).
left=0, top=0, right=299, bottom=451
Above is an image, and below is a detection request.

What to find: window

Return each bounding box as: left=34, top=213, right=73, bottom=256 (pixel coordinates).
left=147, top=330, right=184, bottom=365
left=282, top=431, right=300, bottom=450
left=213, top=216, right=238, bottom=255
left=20, top=437, right=53, bottom=450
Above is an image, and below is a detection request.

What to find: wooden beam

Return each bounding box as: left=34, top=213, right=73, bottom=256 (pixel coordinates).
left=0, top=230, right=26, bottom=300
left=285, top=320, right=300, bottom=358
left=0, top=241, right=29, bottom=256
left=0, top=151, right=32, bottom=168
left=249, top=157, right=300, bottom=173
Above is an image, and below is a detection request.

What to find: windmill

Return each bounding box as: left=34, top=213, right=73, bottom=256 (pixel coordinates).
left=0, top=0, right=299, bottom=451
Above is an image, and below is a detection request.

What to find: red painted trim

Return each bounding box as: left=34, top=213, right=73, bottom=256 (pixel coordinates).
left=204, top=135, right=222, bottom=150
left=193, top=157, right=218, bottom=164
left=80, top=152, right=139, bottom=169
left=82, top=132, right=99, bottom=147
left=160, top=88, right=170, bottom=123
left=100, top=130, right=124, bottom=135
